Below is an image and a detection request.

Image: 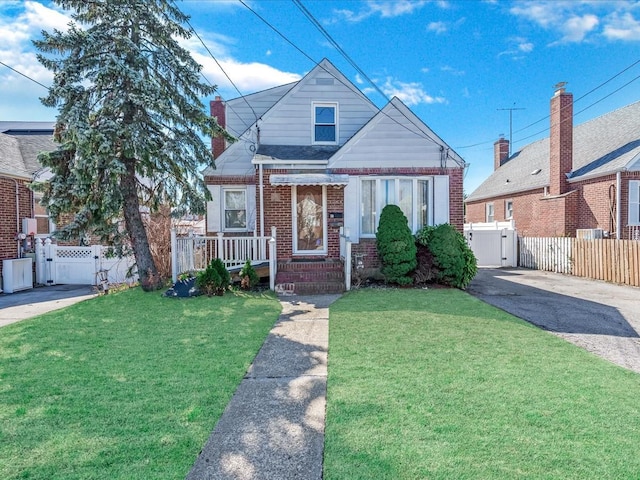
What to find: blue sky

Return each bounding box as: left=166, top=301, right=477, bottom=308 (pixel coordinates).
left=1, top=0, right=639, bottom=194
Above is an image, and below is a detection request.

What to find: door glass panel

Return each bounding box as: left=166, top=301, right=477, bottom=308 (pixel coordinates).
left=296, top=186, right=324, bottom=251
left=361, top=179, right=376, bottom=235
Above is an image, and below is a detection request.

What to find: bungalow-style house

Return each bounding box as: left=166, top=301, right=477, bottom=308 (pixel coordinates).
left=0, top=122, right=56, bottom=289
left=466, top=85, right=640, bottom=239
left=204, top=59, right=466, bottom=293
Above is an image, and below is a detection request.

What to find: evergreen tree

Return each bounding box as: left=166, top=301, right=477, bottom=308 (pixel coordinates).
left=34, top=0, right=230, bottom=291
left=376, top=204, right=417, bottom=286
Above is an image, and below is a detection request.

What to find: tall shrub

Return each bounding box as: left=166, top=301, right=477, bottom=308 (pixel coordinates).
left=376, top=205, right=417, bottom=285
left=415, top=223, right=477, bottom=289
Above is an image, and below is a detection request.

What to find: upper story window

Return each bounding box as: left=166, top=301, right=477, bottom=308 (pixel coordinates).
left=313, top=102, right=337, bottom=144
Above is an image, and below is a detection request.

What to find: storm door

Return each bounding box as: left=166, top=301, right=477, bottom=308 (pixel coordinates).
left=293, top=185, right=327, bottom=255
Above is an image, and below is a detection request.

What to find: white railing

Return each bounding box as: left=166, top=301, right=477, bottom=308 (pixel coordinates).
left=627, top=225, right=640, bottom=240
left=171, top=228, right=275, bottom=284
left=339, top=227, right=352, bottom=291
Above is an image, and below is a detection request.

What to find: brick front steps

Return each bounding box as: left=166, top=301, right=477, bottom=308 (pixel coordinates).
left=275, top=259, right=345, bottom=295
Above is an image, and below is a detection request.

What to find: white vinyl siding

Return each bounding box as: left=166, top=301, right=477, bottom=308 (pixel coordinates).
left=629, top=180, right=640, bottom=225
left=360, top=177, right=441, bottom=236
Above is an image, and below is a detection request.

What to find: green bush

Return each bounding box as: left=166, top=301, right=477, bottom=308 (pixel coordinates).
left=196, top=258, right=231, bottom=296
left=239, top=260, right=259, bottom=290
left=415, top=223, right=477, bottom=289
left=376, top=204, right=417, bottom=286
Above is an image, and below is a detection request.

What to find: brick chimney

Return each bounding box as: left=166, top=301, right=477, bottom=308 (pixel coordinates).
left=210, top=96, right=226, bottom=159
left=494, top=136, right=510, bottom=170
left=549, top=83, right=573, bottom=195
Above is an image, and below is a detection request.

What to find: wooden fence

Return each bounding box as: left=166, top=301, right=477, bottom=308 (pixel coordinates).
left=519, top=237, right=640, bottom=287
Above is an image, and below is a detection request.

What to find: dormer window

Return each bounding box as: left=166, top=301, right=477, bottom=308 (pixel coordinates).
left=313, top=102, right=337, bottom=144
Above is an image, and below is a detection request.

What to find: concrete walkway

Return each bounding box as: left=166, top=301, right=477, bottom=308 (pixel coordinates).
left=187, top=294, right=341, bottom=480
left=0, top=284, right=96, bottom=328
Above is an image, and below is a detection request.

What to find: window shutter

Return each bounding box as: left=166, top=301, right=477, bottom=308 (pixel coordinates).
left=630, top=180, right=640, bottom=226
left=246, top=184, right=257, bottom=232
left=433, top=175, right=450, bottom=225
left=343, top=176, right=359, bottom=242
left=206, top=185, right=221, bottom=233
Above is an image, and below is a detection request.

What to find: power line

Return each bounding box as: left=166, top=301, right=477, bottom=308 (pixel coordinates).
left=0, top=60, right=49, bottom=90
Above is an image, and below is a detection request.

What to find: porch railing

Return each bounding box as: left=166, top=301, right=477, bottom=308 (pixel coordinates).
left=171, top=228, right=275, bottom=283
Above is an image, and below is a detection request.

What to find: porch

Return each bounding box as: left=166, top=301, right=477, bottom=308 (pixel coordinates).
left=170, top=227, right=353, bottom=294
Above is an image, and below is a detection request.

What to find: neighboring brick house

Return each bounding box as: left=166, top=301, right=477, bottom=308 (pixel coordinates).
left=466, top=85, right=640, bottom=239
left=0, top=122, right=56, bottom=288
left=204, top=58, right=466, bottom=292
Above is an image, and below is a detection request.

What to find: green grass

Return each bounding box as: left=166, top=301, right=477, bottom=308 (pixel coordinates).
left=324, top=288, right=640, bottom=480
left=0, top=288, right=280, bottom=480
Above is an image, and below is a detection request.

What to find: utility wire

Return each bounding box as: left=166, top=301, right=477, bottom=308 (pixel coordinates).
left=457, top=57, right=640, bottom=150
left=240, top=0, right=461, bottom=163
left=0, top=60, right=49, bottom=90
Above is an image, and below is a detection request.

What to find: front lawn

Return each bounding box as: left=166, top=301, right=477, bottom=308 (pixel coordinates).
left=325, top=288, right=640, bottom=479
left=0, top=288, right=280, bottom=480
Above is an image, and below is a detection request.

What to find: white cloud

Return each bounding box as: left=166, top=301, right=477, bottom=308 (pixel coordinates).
left=558, top=14, right=599, bottom=43
left=354, top=73, right=364, bottom=84
left=603, top=12, right=640, bottom=41
left=333, top=0, right=429, bottom=23
left=427, top=21, right=447, bottom=34
left=420, top=67, right=430, bottom=74
left=498, top=36, right=534, bottom=59
left=509, top=1, right=640, bottom=44
left=379, top=77, right=446, bottom=106
left=441, top=65, right=465, bottom=76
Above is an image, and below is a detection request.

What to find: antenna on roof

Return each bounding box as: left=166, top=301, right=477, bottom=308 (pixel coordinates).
left=497, top=103, right=525, bottom=156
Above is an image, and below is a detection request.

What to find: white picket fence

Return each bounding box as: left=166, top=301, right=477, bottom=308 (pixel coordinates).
left=518, top=237, right=573, bottom=274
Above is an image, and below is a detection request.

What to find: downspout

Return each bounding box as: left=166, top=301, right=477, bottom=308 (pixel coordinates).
left=616, top=171, right=621, bottom=240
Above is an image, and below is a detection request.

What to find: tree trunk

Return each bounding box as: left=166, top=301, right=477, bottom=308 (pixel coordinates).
left=121, top=159, right=162, bottom=291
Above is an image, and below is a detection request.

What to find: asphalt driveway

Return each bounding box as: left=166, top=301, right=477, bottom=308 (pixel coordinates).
left=0, top=284, right=96, bottom=328
left=468, top=268, right=640, bottom=374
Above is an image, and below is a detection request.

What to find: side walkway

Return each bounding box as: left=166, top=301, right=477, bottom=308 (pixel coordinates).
left=187, top=294, right=341, bottom=480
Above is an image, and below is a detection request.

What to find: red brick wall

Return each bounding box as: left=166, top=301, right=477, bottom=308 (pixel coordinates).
left=1, top=177, right=34, bottom=279
left=549, top=90, right=573, bottom=196
left=465, top=174, right=640, bottom=238
left=210, top=97, right=226, bottom=159
left=207, top=167, right=464, bottom=262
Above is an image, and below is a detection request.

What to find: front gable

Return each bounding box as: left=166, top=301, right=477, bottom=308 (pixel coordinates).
left=256, top=59, right=379, bottom=147
left=329, top=97, right=464, bottom=169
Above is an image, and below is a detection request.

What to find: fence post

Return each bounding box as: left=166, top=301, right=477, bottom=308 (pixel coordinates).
left=44, top=238, right=54, bottom=285
left=35, top=237, right=45, bottom=285
left=171, top=228, right=177, bottom=283
left=269, top=234, right=277, bottom=291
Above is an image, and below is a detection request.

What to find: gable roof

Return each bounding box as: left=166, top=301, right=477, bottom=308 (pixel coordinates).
left=328, top=97, right=465, bottom=169
left=0, top=130, right=56, bottom=180
left=467, top=101, right=640, bottom=202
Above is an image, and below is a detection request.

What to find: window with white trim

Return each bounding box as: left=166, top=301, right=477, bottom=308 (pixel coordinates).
left=223, top=189, right=247, bottom=230
left=313, top=102, right=337, bottom=144
left=505, top=200, right=513, bottom=220
left=486, top=202, right=495, bottom=222
left=360, top=178, right=430, bottom=236
left=629, top=180, right=640, bottom=226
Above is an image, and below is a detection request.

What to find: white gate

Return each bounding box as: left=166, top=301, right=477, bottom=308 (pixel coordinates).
left=464, top=221, right=517, bottom=267
left=35, top=238, right=136, bottom=286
